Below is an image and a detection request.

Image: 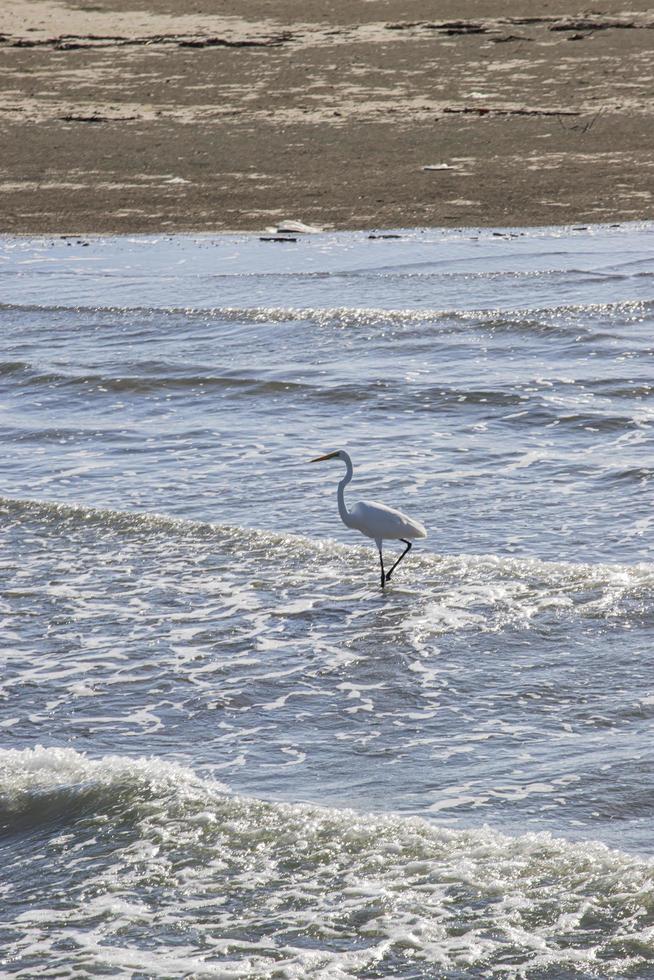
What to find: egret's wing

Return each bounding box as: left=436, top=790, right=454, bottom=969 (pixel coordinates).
left=350, top=500, right=427, bottom=540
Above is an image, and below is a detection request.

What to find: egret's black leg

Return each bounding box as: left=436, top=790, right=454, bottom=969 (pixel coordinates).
left=378, top=546, right=386, bottom=589
left=385, top=539, right=412, bottom=582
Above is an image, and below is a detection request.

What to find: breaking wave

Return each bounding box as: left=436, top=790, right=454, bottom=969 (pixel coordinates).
left=2, top=745, right=654, bottom=978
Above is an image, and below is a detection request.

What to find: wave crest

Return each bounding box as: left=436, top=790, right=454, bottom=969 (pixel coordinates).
left=2, top=746, right=654, bottom=977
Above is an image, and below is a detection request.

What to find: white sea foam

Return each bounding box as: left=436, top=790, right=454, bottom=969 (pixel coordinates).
left=2, top=746, right=654, bottom=978
left=2, top=493, right=652, bottom=602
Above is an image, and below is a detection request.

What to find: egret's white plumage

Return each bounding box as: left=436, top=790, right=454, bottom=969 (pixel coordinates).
left=310, top=449, right=427, bottom=587
left=348, top=500, right=427, bottom=541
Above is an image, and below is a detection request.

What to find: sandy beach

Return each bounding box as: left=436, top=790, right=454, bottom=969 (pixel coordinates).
left=1, top=0, right=653, bottom=233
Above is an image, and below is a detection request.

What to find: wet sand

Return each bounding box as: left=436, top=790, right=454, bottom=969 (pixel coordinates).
left=1, top=0, right=653, bottom=233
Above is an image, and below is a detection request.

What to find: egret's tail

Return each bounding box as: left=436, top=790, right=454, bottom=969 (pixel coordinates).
left=410, top=520, right=427, bottom=539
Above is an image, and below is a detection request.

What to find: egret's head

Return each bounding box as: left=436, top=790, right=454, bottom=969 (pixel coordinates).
left=309, top=450, right=345, bottom=464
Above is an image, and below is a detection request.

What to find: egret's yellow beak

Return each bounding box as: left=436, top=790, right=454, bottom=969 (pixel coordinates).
left=309, top=451, right=340, bottom=463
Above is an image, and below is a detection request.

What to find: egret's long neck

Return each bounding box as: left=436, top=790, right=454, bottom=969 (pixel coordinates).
left=337, top=455, right=354, bottom=527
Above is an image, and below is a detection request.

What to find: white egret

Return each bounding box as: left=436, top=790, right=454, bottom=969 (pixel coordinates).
left=310, top=450, right=427, bottom=588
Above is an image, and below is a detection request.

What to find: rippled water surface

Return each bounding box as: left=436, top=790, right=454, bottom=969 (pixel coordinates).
left=1, top=224, right=653, bottom=977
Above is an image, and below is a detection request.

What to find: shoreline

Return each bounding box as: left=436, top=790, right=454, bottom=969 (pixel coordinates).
left=2, top=219, right=652, bottom=241
left=1, top=0, right=653, bottom=235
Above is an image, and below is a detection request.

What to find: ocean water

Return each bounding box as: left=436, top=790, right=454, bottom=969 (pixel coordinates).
left=1, top=223, right=653, bottom=977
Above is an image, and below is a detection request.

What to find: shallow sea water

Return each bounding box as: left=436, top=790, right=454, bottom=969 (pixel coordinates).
left=1, top=223, right=653, bottom=977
